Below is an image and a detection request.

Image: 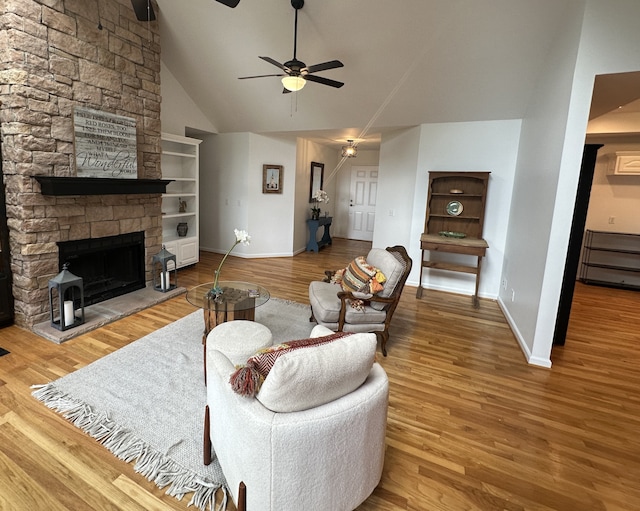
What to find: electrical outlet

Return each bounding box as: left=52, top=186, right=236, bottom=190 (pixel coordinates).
left=608, top=216, right=615, bottom=224
left=388, top=209, right=395, bottom=217
left=502, top=278, right=507, bottom=290
left=511, top=289, right=516, bottom=302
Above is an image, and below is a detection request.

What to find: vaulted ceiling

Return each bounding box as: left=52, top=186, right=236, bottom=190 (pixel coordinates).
left=154, top=0, right=637, bottom=149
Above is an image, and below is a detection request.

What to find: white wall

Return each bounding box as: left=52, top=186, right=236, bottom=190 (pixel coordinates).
left=585, top=145, right=640, bottom=234
left=247, top=134, right=297, bottom=257
left=502, top=0, right=640, bottom=367
left=197, top=131, right=340, bottom=257
left=497, top=2, right=584, bottom=367
left=588, top=112, right=640, bottom=135
left=201, top=133, right=298, bottom=257
left=373, top=127, right=422, bottom=252
left=201, top=133, right=251, bottom=253
left=160, top=62, right=216, bottom=135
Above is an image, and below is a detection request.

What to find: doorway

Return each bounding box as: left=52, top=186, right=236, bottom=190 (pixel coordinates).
left=553, top=71, right=640, bottom=348
left=347, top=166, right=378, bottom=241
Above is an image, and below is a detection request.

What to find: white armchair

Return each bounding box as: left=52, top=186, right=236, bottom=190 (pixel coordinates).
left=203, top=325, right=389, bottom=511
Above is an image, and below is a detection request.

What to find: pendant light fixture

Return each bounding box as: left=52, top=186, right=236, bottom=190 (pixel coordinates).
left=342, top=139, right=357, bottom=158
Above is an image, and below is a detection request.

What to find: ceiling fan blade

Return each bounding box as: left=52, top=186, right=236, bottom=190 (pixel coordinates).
left=130, top=0, right=156, bottom=21
left=259, top=56, right=290, bottom=73
left=215, top=0, right=240, bottom=6
left=239, top=73, right=286, bottom=80
left=305, top=75, right=344, bottom=88
left=306, top=60, right=344, bottom=74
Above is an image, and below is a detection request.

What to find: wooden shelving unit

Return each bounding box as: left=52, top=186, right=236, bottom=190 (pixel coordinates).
left=580, top=230, right=640, bottom=289
left=417, top=171, right=490, bottom=307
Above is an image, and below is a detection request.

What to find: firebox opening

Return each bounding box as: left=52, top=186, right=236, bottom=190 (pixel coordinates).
left=58, top=232, right=146, bottom=307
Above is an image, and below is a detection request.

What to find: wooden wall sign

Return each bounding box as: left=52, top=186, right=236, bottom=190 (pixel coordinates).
left=73, top=107, right=138, bottom=179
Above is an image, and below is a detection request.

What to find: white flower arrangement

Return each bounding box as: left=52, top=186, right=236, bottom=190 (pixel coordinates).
left=212, top=229, right=251, bottom=293
left=311, top=190, right=329, bottom=219
left=313, top=189, right=330, bottom=203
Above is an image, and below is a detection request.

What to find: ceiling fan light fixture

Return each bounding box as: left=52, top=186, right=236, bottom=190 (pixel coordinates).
left=282, top=75, right=306, bottom=91
left=342, top=140, right=357, bottom=158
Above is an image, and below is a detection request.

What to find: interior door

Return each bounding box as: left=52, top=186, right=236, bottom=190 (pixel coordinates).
left=347, top=166, right=378, bottom=241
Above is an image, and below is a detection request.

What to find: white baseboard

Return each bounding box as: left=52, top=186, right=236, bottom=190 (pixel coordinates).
left=497, top=297, right=552, bottom=368
left=199, top=247, right=295, bottom=258
left=409, top=279, right=497, bottom=301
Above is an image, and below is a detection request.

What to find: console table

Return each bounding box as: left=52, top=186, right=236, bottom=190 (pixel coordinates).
left=306, top=216, right=332, bottom=252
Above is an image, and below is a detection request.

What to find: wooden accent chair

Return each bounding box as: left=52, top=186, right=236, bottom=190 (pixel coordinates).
left=308, top=245, right=412, bottom=356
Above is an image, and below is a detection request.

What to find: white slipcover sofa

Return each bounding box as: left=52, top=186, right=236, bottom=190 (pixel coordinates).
left=204, top=324, right=389, bottom=511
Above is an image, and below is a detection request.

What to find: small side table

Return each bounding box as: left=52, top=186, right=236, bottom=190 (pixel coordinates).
left=306, top=216, right=333, bottom=252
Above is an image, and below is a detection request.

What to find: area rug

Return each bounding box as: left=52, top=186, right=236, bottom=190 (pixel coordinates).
left=32, top=297, right=314, bottom=510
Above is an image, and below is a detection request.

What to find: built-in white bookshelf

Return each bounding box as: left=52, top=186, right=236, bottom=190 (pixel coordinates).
left=161, top=133, right=201, bottom=268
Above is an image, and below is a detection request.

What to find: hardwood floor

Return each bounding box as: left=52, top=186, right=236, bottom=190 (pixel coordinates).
left=0, top=238, right=638, bottom=510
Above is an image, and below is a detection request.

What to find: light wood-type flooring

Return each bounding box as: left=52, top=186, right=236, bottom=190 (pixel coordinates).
left=0, top=238, right=638, bottom=510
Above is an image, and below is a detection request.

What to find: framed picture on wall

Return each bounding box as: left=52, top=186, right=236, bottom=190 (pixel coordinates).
left=263, top=164, right=283, bottom=194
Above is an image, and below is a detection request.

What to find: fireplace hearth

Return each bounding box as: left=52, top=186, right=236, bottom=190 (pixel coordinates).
left=58, top=232, right=146, bottom=307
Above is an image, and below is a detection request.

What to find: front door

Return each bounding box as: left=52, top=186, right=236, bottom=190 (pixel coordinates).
left=347, top=166, right=378, bottom=241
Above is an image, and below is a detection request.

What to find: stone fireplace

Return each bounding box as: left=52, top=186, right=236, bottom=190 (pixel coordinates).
left=0, top=0, right=163, bottom=330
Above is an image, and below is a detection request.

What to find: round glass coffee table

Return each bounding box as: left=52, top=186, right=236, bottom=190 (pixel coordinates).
left=187, top=281, right=270, bottom=383
left=187, top=280, right=270, bottom=328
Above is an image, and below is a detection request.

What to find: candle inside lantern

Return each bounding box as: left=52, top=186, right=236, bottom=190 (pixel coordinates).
left=64, top=300, right=74, bottom=326
left=161, top=271, right=171, bottom=291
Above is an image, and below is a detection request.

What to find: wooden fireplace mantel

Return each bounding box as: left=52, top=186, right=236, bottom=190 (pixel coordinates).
left=35, top=176, right=173, bottom=196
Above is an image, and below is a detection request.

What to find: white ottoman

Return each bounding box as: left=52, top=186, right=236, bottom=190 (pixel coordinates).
left=206, top=320, right=273, bottom=366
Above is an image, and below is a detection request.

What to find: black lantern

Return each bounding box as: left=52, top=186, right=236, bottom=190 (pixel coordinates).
left=48, top=263, right=85, bottom=331
left=152, top=245, right=177, bottom=292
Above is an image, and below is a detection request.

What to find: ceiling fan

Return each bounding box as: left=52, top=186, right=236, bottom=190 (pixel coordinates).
left=238, top=0, right=344, bottom=92
left=130, top=0, right=240, bottom=22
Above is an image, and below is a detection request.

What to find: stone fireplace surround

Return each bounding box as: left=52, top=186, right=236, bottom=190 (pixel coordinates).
left=0, top=0, right=164, bottom=331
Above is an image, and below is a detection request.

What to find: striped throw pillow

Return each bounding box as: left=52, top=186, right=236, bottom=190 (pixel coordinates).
left=341, top=256, right=386, bottom=294
left=341, top=256, right=377, bottom=292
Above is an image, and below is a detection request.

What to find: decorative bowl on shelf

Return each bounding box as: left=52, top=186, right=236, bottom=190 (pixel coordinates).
left=438, top=231, right=466, bottom=239
left=449, top=188, right=464, bottom=194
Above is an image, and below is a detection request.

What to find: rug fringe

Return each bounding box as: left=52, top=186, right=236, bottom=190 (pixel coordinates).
left=31, top=383, right=226, bottom=511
